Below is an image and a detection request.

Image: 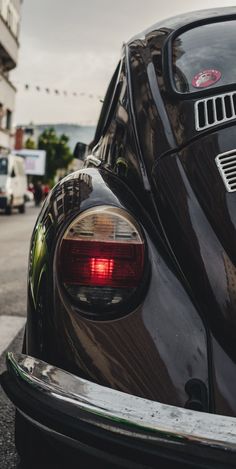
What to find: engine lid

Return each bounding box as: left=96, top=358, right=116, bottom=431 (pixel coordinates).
left=153, top=125, right=236, bottom=355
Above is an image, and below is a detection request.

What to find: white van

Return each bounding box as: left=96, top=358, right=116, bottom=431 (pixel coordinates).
left=0, top=153, right=27, bottom=214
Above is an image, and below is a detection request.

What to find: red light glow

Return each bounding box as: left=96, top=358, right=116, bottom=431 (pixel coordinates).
left=60, top=239, right=144, bottom=288
left=90, top=258, right=114, bottom=284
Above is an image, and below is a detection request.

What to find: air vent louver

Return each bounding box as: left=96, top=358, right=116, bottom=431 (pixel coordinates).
left=215, top=150, right=236, bottom=192
left=195, top=92, right=236, bottom=131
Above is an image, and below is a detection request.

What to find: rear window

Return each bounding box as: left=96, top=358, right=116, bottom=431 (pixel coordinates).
left=0, top=158, right=8, bottom=175
left=172, top=21, right=236, bottom=94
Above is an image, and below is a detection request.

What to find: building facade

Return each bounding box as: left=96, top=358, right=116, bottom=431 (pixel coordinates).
left=0, top=0, right=22, bottom=149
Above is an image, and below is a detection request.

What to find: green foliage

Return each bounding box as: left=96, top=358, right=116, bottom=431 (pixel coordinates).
left=38, top=127, right=73, bottom=182
left=25, top=137, right=36, bottom=149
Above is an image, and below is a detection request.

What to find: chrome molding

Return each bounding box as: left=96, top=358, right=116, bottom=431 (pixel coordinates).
left=195, top=91, right=236, bottom=131
left=215, top=150, right=236, bottom=192
left=4, top=352, right=236, bottom=464
left=84, top=154, right=101, bottom=167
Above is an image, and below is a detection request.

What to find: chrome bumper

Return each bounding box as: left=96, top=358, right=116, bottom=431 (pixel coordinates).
left=2, top=352, right=236, bottom=468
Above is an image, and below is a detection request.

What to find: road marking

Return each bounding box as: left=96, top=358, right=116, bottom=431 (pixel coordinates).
left=0, top=316, right=26, bottom=356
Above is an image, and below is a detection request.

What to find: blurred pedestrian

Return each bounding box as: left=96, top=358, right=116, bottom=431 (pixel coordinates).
left=43, top=183, right=50, bottom=199
left=28, top=182, right=34, bottom=193
left=34, top=181, right=43, bottom=207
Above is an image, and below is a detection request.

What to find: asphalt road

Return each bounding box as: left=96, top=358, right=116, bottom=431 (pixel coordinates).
left=0, top=205, right=39, bottom=317
left=0, top=205, right=39, bottom=468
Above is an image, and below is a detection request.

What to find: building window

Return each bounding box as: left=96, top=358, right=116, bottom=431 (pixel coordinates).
left=0, top=103, right=4, bottom=128
left=6, top=109, right=12, bottom=130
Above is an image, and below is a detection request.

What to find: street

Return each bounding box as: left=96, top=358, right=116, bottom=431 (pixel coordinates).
left=0, top=205, right=39, bottom=468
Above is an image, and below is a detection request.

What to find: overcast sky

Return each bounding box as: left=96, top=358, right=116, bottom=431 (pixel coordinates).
left=13, top=0, right=236, bottom=126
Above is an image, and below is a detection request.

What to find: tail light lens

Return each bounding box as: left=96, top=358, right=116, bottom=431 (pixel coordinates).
left=59, top=206, right=145, bottom=314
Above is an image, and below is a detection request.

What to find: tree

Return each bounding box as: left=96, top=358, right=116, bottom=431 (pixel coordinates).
left=38, top=127, right=73, bottom=182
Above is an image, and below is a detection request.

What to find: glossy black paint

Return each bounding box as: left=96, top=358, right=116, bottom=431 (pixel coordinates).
left=25, top=6, right=236, bottom=428
left=154, top=126, right=236, bottom=415
left=26, top=168, right=209, bottom=408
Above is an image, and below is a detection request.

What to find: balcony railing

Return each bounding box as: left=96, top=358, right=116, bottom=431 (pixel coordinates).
left=0, top=15, right=19, bottom=70
left=0, top=73, right=16, bottom=110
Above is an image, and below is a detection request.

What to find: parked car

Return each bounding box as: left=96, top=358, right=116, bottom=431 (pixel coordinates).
left=3, top=6, right=236, bottom=468
left=0, top=153, right=27, bottom=214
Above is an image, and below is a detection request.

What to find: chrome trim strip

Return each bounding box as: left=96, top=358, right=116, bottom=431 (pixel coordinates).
left=84, top=154, right=101, bottom=167
left=215, top=150, right=236, bottom=192
left=6, top=352, right=236, bottom=454
left=204, top=100, right=208, bottom=127
left=195, top=92, right=236, bottom=131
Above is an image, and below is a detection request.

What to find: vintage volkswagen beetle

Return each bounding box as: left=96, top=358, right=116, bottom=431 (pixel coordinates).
left=3, top=7, right=236, bottom=468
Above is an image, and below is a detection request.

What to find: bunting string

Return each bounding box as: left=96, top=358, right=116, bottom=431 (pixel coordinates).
left=15, top=83, right=103, bottom=101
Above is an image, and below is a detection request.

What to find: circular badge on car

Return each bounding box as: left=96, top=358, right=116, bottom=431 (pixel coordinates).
left=192, top=69, right=221, bottom=88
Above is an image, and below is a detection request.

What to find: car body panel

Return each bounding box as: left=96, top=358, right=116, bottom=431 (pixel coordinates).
left=24, top=8, right=236, bottom=416
left=3, top=7, right=236, bottom=467
left=25, top=168, right=209, bottom=408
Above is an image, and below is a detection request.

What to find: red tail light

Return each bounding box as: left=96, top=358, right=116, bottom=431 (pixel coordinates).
left=59, top=206, right=145, bottom=311
left=60, top=239, right=144, bottom=287
left=90, top=257, right=114, bottom=285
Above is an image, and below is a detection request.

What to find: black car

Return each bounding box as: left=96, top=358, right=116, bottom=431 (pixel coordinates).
left=2, top=7, right=236, bottom=468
